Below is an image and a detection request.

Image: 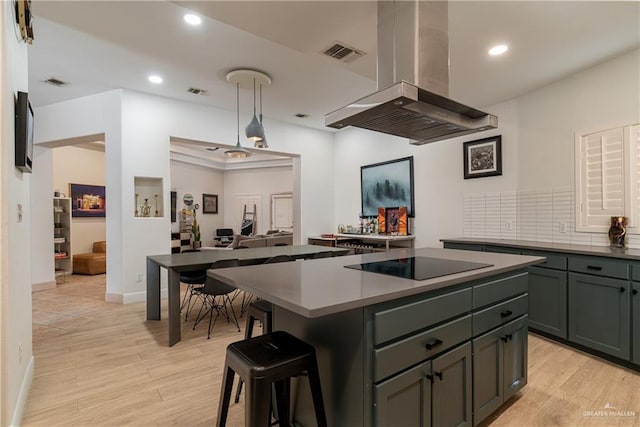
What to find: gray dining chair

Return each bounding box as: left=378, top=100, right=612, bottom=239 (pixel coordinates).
left=192, top=258, right=241, bottom=339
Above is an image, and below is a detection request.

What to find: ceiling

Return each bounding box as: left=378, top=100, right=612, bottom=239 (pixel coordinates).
left=28, top=1, right=639, bottom=143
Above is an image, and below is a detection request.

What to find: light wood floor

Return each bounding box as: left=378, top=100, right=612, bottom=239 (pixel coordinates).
left=23, top=274, right=640, bottom=426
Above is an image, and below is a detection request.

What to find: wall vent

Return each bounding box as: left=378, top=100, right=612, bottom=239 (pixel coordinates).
left=43, top=77, right=68, bottom=87
left=322, top=42, right=365, bottom=63
left=188, top=87, right=208, bottom=95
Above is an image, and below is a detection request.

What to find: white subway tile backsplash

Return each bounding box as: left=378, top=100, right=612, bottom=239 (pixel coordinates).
left=462, top=188, right=619, bottom=249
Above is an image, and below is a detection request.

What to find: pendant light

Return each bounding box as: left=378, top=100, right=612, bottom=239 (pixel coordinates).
left=225, top=82, right=251, bottom=158
left=245, top=78, right=265, bottom=143
left=254, top=83, right=269, bottom=148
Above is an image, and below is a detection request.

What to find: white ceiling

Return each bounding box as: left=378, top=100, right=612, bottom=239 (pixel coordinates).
left=29, top=1, right=639, bottom=136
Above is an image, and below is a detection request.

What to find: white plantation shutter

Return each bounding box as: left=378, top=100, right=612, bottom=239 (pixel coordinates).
left=576, top=126, right=630, bottom=231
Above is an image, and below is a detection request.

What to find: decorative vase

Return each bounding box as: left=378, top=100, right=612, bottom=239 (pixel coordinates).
left=608, top=216, right=627, bottom=248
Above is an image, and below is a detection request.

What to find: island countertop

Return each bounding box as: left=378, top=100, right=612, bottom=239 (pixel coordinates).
left=209, top=247, right=544, bottom=318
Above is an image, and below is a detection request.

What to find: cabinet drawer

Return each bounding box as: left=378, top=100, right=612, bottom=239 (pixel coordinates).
left=374, top=315, right=472, bottom=382
left=373, top=288, right=472, bottom=345
left=473, top=273, right=528, bottom=309
left=473, top=294, right=528, bottom=336
left=568, top=256, right=629, bottom=280
left=632, top=264, right=640, bottom=282
left=522, top=250, right=567, bottom=271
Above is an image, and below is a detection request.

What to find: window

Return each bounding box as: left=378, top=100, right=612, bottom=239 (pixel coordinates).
left=575, top=124, right=640, bottom=232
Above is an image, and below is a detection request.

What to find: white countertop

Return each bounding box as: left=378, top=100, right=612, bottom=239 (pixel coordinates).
left=209, top=247, right=543, bottom=318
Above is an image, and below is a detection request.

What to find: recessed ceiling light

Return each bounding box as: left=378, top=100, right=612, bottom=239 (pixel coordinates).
left=148, top=75, right=163, bottom=84
left=488, top=44, right=508, bottom=56
left=183, top=14, right=202, bottom=26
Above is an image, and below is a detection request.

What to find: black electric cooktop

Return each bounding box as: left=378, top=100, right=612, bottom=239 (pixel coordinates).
left=344, top=256, right=492, bottom=281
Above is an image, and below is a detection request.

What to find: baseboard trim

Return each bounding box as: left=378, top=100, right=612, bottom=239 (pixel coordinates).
left=32, top=280, right=56, bottom=292
left=10, top=355, right=34, bottom=427
left=106, top=288, right=168, bottom=304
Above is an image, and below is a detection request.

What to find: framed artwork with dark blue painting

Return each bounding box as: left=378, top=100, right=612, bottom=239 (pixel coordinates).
left=361, top=156, right=414, bottom=218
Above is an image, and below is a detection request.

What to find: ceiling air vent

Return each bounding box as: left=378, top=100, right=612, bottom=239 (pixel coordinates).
left=188, top=87, right=208, bottom=95
left=294, top=113, right=309, bottom=119
left=322, top=42, right=364, bottom=63
left=43, top=77, right=68, bottom=87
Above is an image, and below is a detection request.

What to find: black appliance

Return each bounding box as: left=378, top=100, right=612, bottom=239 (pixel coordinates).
left=345, top=256, right=492, bottom=281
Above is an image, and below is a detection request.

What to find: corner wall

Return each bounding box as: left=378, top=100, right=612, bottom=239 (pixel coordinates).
left=1, top=2, right=34, bottom=424
left=35, top=89, right=335, bottom=302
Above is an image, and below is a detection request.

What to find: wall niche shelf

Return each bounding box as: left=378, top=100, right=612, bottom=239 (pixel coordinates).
left=134, top=177, right=163, bottom=218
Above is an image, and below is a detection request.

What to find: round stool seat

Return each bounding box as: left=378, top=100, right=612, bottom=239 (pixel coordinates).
left=217, top=331, right=327, bottom=427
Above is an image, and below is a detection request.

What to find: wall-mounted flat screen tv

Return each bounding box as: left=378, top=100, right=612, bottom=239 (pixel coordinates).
left=361, top=156, right=415, bottom=217
left=15, top=91, right=34, bottom=173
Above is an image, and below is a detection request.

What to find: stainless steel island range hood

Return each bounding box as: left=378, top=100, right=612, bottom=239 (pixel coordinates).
left=325, top=1, right=497, bottom=145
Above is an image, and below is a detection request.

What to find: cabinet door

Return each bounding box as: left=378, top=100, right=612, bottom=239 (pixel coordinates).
left=472, top=327, right=503, bottom=426
left=633, top=282, right=640, bottom=365
left=374, top=360, right=431, bottom=427
left=502, top=316, right=528, bottom=401
left=568, top=273, right=631, bottom=359
left=432, top=342, right=472, bottom=427
left=527, top=266, right=567, bottom=338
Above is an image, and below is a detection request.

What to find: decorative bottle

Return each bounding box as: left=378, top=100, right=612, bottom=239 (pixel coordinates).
left=608, top=216, right=627, bottom=248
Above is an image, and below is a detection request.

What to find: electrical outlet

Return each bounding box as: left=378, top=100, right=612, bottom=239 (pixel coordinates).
left=560, top=223, right=568, bottom=233
left=18, top=343, right=23, bottom=362
left=505, top=220, right=513, bottom=231
left=17, top=204, right=23, bottom=222
left=136, top=273, right=143, bottom=282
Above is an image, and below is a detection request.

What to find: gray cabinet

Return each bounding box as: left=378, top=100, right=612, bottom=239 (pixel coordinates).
left=374, top=359, right=431, bottom=427
left=633, top=282, right=640, bottom=365
left=375, top=343, right=472, bottom=427
left=432, top=343, right=472, bottom=427
left=473, top=316, right=527, bottom=426
left=527, top=266, right=567, bottom=338
left=568, top=272, right=630, bottom=360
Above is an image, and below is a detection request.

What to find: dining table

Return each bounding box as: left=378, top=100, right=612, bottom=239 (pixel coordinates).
left=146, top=244, right=350, bottom=346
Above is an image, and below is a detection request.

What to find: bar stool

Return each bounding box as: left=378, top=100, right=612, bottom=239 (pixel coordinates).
left=234, top=299, right=273, bottom=403
left=217, top=331, right=327, bottom=427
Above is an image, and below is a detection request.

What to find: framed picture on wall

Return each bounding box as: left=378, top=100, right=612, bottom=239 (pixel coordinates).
left=202, top=193, right=218, bottom=214
left=361, top=156, right=415, bottom=217
left=463, top=135, right=502, bottom=179
left=70, top=183, right=106, bottom=217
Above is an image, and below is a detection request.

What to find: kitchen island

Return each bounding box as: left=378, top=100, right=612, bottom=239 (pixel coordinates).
left=210, top=247, right=544, bottom=426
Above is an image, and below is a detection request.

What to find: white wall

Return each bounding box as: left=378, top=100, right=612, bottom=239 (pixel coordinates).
left=1, top=2, right=34, bottom=424
left=170, top=160, right=225, bottom=245
left=30, top=146, right=53, bottom=287
left=333, top=50, right=639, bottom=248
left=52, top=145, right=106, bottom=254
left=462, top=49, right=640, bottom=245
left=35, top=89, right=335, bottom=302
left=333, top=99, right=518, bottom=248
left=223, top=166, right=293, bottom=235
left=517, top=49, right=640, bottom=190
left=33, top=90, right=122, bottom=300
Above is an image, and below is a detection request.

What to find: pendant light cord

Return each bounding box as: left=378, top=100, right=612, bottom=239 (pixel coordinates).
left=236, top=82, right=240, bottom=143
left=259, top=83, right=263, bottom=122
left=253, top=78, right=257, bottom=115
